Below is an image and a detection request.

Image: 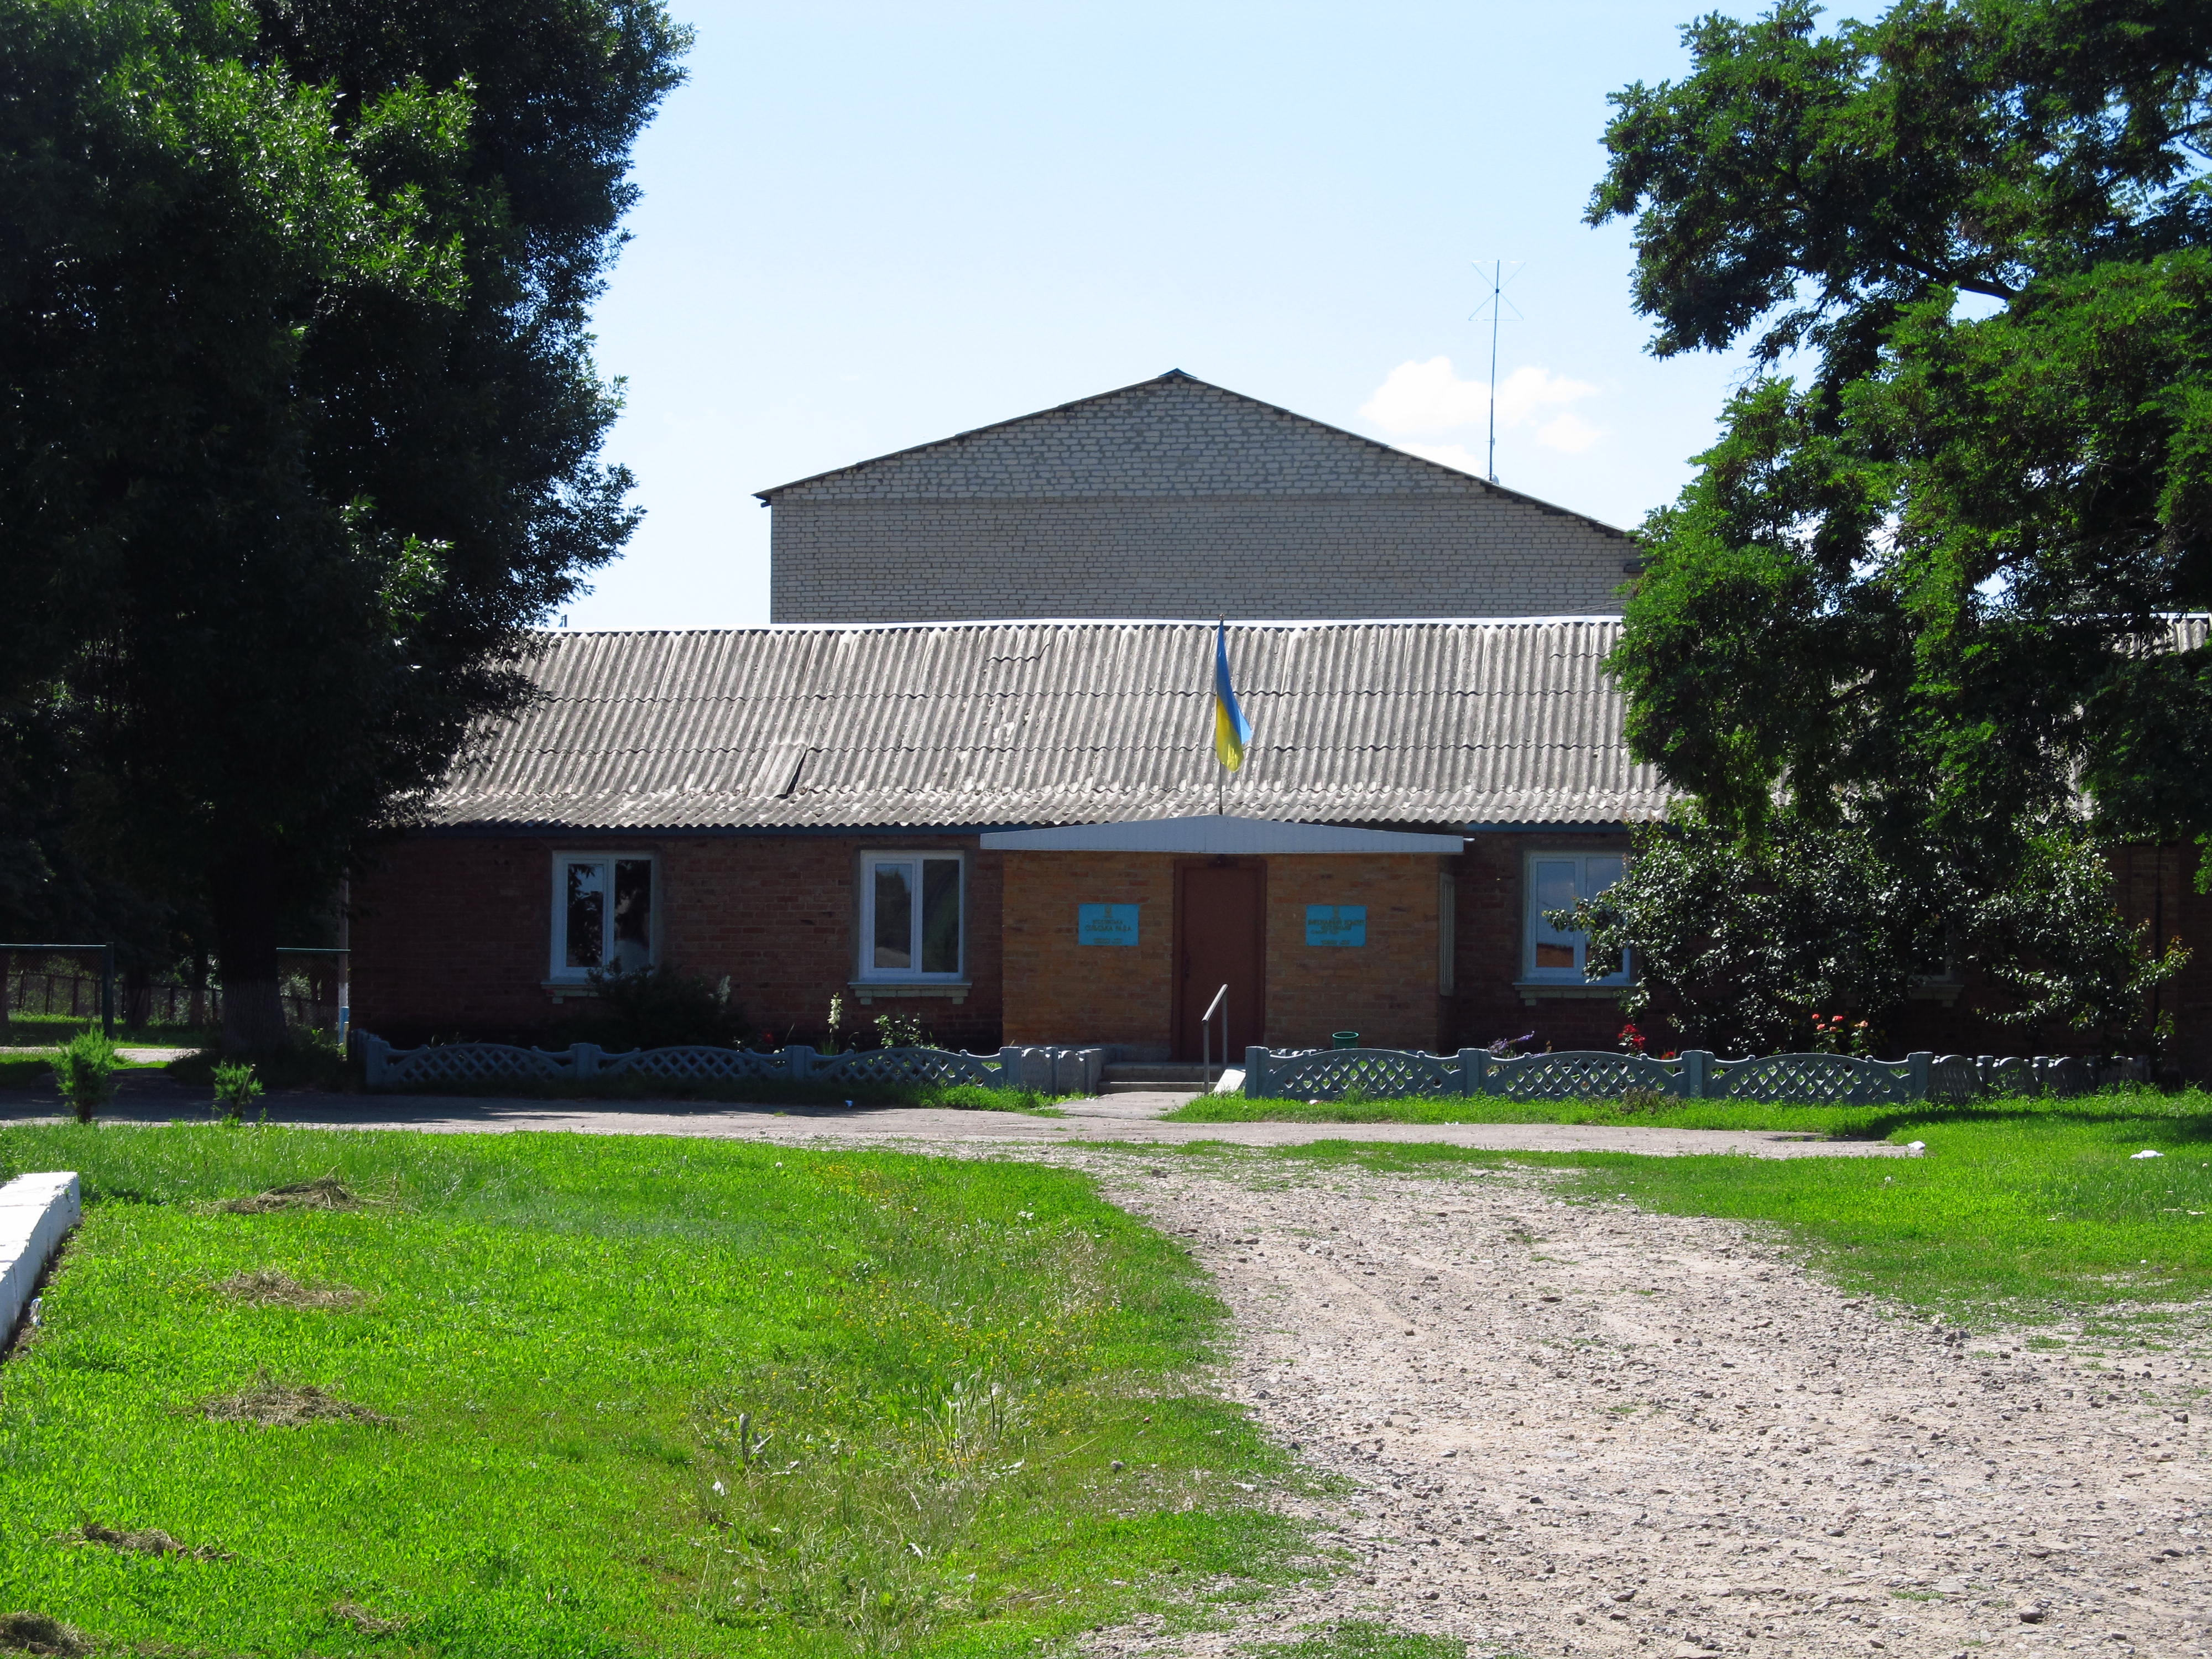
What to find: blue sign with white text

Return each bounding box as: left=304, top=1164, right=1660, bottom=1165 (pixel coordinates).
left=1306, top=905, right=1367, bottom=946
left=1077, top=904, right=1140, bottom=946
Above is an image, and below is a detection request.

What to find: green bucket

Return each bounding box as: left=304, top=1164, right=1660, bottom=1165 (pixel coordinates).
left=1331, top=1030, right=1360, bottom=1049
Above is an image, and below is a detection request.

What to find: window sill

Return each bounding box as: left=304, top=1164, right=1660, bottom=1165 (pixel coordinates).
left=542, top=979, right=599, bottom=1001
left=851, top=980, right=971, bottom=1004
left=1515, top=980, right=1632, bottom=1004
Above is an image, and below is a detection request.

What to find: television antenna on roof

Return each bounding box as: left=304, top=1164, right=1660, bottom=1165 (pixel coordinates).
left=1469, top=260, right=1524, bottom=484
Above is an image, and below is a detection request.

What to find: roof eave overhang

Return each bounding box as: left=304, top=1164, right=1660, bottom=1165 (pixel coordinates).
left=978, top=815, right=1464, bottom=855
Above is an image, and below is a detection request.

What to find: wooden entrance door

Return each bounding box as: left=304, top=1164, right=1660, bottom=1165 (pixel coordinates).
left=1176, top=864, right=1265, bottom=1063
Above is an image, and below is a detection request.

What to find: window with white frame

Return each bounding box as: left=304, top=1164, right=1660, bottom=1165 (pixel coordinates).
left=550, top=854, right=655, bottom=982
left=1522, top=851, right=1629, bottom=984
left=858, top=852, right=965, bottom=980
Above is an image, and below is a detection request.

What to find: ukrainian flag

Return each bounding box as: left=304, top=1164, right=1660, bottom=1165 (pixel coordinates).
left=1212, top=621, right=1252, bottom=771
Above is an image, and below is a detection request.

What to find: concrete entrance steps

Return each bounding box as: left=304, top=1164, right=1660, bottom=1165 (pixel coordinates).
left=1100, top=1062, right=1220, bottom=1095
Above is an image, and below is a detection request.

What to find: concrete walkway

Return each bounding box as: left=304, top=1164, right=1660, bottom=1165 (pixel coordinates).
left=0, top=1080, right=1916, bottom=1157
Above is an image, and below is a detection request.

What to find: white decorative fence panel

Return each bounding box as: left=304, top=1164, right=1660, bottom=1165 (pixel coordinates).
left=363, top=1040, right=582, bottom=1089
left=597, top=1046, right=799, bottom=1084
left=359, top=1035, right=1106, bottom=1095
left=1708, top=1052, right=1923, bottom=1107
left=1258, top=1048, right=1467, bottom=1104
left=1488, top=1050, right=1693, bottom=1102
left=1241, top=1045, right=2150, bottom=1104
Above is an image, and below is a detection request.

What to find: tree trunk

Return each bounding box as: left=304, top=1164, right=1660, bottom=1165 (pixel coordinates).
left=212, top=852, right=289, bottom=1055
left=124, top=964, right=153, bottom=1030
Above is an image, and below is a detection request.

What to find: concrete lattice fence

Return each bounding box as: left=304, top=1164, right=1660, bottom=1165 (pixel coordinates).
left=357, top=1035, right=1107, bottom=1095
left=1243, top=1046, right=2152, bottom=1105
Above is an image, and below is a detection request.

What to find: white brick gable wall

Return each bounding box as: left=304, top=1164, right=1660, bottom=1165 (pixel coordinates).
left=761, top=372, right=1634, bottom=622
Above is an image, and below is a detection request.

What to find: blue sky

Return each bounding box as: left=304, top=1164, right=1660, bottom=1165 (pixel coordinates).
left=572, top=0, right=1764, bottom=630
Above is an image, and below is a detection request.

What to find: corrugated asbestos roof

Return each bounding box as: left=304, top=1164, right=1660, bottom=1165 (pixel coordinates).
left=420, top=619, right=1671, bottom=832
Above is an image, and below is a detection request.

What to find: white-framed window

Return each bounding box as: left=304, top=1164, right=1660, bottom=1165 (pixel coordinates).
left=858, top=851, right=966, bottom=980
left=550, top=853, right=656, bottom=982
left=1522, top=851, right=1629, bottom=984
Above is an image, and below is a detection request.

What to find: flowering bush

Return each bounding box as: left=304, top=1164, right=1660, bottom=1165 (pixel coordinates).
left=1808, top=1014, right=1872, bottom=1057
left=1617, top=1021, right=1647, bottom=1055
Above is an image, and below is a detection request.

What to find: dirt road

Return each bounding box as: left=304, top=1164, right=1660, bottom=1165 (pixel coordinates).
left=1056, top=1149, right=2209, bottom=1659
left=0, top=1086, right=1921, bottom=1159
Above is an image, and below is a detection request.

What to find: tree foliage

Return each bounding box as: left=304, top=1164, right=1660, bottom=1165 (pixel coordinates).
left=0, top=0, right=687, bottom=1048
left=1589, top=0, right=2212, bottom=874
left=1566, top=805, right=2187, bottom=1053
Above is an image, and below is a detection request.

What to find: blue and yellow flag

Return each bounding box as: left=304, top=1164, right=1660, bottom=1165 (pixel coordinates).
left=1212, top=622, right=1252, bottom=771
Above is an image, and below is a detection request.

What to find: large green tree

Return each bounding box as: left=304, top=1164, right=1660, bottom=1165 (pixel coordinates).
left=0, top=0, right=687, bottom=1048
left=1589, top=0, right=2212, bottom=870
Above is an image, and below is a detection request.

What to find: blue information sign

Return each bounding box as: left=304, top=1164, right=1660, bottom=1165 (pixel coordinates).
left=1305, top=904, right=1367, bottom=946
left=1077, top=903, right=1140, bottom=946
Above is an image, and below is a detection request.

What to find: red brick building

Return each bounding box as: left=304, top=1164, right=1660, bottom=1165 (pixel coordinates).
left=350, top=619, right=1679, bottom=1058
left=349, top=617, right=2212, bottom=1072
left=348, top=371, right=2212, bottom=1072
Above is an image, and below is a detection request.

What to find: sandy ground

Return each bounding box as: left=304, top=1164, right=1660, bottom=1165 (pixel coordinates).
left=1041, top=1149, right=2210, bottom=1659
left=0, top=1086, right=1919, bottom=1159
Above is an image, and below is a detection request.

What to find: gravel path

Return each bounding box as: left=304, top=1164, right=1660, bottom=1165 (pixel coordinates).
left=1049, top=1150, right=2210, bottom=1659
left=0, top=1088, right=1919, bottom=1160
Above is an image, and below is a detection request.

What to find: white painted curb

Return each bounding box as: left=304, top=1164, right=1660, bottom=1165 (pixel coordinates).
left=1, top=1171, right=81, bottom=1344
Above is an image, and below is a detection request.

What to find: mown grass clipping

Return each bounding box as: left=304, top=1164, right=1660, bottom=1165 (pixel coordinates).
left=0, top=1126, right=1295, bottom=1658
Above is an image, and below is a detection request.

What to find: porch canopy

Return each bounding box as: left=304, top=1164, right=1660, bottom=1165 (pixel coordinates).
left=978, top=814, right=1463, bottom=855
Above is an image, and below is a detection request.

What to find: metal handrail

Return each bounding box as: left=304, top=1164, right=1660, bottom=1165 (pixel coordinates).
left=1200, top=983, right=1229, bottom=1079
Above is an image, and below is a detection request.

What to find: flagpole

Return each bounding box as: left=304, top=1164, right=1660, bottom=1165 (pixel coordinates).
left=1217, top=618, right=1227, bottom=820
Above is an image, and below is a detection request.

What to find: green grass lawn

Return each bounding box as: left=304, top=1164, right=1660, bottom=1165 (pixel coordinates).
left=1210, top=1088, right=2212, bottom=1319
left=1, top=1012, right=218, bottom=1048
left=1167, top=1092, right=1935, bottom=1135
left=0, top=1126, right=1294, bottom=1658
left=373, top=1076, right=1072, bottom=1112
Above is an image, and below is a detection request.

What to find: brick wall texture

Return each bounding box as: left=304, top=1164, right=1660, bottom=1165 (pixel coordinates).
left=1263, top=855, right=1445, bottom=1053
left=349, top=833, right=1004, bottom=1052
left=1450, top=832, right=1640, bottom=1053
left=352, top=830, right=2212, bottom=1077
left=765, top=374, right=1632, bottom=623
left=999, top=851, right=1446, bottom=1056
left=1000, top=852, right=1176, bottom=1053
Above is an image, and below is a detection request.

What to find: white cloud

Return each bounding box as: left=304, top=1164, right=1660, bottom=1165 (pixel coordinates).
left=1359, top=356, right=1490, bottom=432
left=1495, top=364, right=1598, bottom=428
left=1360, top=356, right=1603, bottom=452
left=1535, top=412, right=1601, bottom=453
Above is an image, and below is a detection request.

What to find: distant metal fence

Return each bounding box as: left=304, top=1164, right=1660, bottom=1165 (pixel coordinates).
left=357, top=1034, right=1108, bottom=1095
left=0, top=950, right=342, bottom=1036
left=1243, top=1046, right=2151, bottom=1105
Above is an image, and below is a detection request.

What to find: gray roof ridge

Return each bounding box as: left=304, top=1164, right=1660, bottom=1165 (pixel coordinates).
left=748, top=368, right=1632, bottom=540
left=530, top=615, right=1629, bottom=639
